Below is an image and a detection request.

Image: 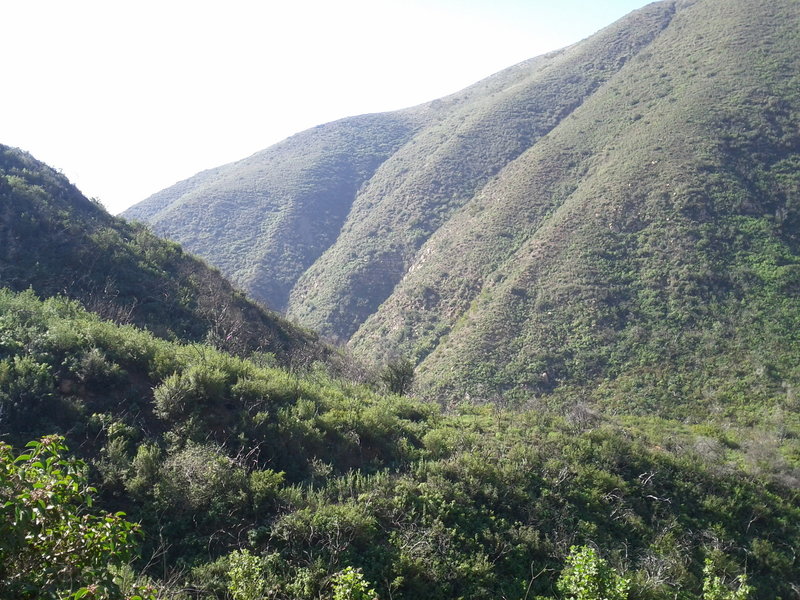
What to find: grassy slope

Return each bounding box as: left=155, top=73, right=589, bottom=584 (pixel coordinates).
left=351, top=0, right=800, bottom=412
left=122, top=49, right=572, bottom=318
left=0, top=145, right=322, bottom=363
left=125, top=0, right=800, bottom=412
left=285, top=1, right=677, bottom=340
left=125, top=2, right=675, bottom=342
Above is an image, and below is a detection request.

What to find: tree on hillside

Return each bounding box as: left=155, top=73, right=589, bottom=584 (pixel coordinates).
left=379, top=357, right=415, bottom=396
left=556, top=545, right=630, bottom=600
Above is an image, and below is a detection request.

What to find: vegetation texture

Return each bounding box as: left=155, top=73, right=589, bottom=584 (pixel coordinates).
left=0, top=435, right=153, bottom=599
left=3, top=0, right=799, bottom=597
left=0, top=145, right=324, bottom=365
left=126, top=0, right=800, bottom=409
left=0, top=289, right=797, bottom=598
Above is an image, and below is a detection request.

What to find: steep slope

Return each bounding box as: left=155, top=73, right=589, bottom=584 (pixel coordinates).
left=126, top=1, right=675, bottom=335
left=125, top=114, right=422, bottom=311
left=286, top=1, right=677, bottom=341
left=2, top=289, right=798, bottom=599
left=0, top=145, right=322, bottom=362
left=128, top=0, right=800, bottom=409
left=354, top=0, right=800, bottom=410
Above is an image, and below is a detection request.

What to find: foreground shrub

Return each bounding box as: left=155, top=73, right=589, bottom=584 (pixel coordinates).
left=0, top=435, right=152, bottom=599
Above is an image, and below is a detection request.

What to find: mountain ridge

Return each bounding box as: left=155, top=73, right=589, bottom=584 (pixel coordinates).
left=127, top=0, right=677, bottom=329
left=126, top=0, right=800, bottom=409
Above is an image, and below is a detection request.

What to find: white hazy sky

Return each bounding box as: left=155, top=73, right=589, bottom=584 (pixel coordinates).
left=2, top=0, right=651, bottom=214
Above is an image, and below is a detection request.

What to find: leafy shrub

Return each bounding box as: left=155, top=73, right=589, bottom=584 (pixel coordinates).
left=0, top=436, right=150, bottom=599
left=126, top=442, right=162, bottom=496
left=228, top=549, right=271, bottom=600
left=250, top=468, right=285, bottom=511
left=379, top=358, right=415, bottom=396
left=0, top=355, right=54, bottom=430
left=333, top=566, right=378, bottom=600
left=76, top=347, right=124, bottom=390
left=556, top=545, right=630, bottom=600
left=156, top=442, right=247, bottom=513
left=702, top=557, right=753, bottom=600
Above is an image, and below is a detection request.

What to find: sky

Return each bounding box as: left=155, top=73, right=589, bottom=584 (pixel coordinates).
left=1, top=0, right=652, bottom=214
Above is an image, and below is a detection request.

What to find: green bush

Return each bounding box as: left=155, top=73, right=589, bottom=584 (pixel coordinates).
left=228, top=549, right=271, bottom=600
left=0, top=436, right=152, bottom=599
left=0, top=355, right=54, bottom=430
left=156, top=442, right=247, bottom=513
left=556, top=545, right=630, bottom=600
left=333, top=566, right=378, bottom=600
left=702, top=557, right=753, bottom=600
left=379, top=358, right=415, bottom=396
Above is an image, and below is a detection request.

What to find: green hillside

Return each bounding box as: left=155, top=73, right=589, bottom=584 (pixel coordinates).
left=0, top=145, right=322, bottom=363
left=5, top=1, right=800, bottom=596
left=124, top=114, right=422, bottom=312
left=2, top=289, right=798, bottom=598
left=127, top=0, right=800, bottom=410
left=362, top=0, right=800, bottom=411
left=286, top=0, right=676, bottom=341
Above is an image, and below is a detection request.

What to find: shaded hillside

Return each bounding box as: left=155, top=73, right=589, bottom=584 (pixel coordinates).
left=125, top=114, right=423, bottom=311
left=0, top=145, right=321, bottom=362
left=128, top=0, right=800, bottom=407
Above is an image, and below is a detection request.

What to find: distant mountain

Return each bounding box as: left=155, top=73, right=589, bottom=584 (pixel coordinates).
left=126, top=0, right=800, bottom=411
left=0, top=145, right=322, bottom=363
left=126, top=113, right=422, bottom=314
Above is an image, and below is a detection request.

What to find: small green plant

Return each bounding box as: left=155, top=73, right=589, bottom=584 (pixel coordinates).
left=702, top=557, right=753, bottom=600
left=379, top=358, right=415, bottom=396
left=556, top=545, right=630, bottom=600
left=228, top=549, right=269, bottom=600
left=333, top=566, right=378, bottom=600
